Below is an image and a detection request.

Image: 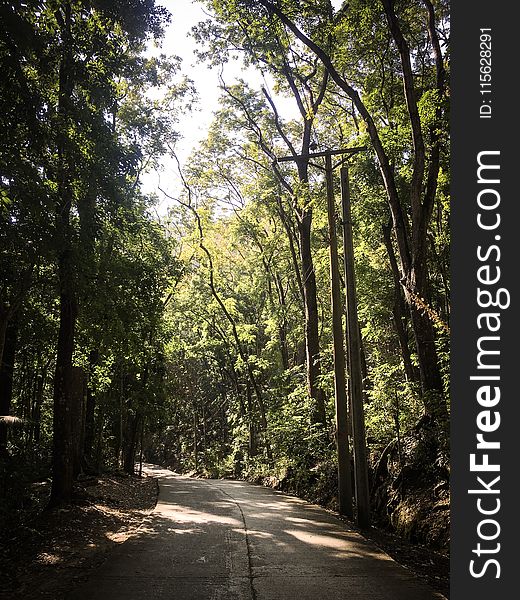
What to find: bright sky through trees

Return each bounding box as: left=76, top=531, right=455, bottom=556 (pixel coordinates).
left=142, top=0, right=343, bottom=213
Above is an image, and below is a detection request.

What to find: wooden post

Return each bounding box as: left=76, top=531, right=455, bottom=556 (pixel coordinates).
left=139, top=416, right=145, bottom=477
left=276, top=146, right=365, bottom=519
left=325, top=155, right=353, bottom=518
left=340, top=166, right=370, bottom=528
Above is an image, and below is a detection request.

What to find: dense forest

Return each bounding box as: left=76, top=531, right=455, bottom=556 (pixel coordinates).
left=1, top=0, right=450, bottom=554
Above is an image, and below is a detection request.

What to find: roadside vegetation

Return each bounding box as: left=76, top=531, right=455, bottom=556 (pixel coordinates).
left=1, top=0, right=450, bottom=584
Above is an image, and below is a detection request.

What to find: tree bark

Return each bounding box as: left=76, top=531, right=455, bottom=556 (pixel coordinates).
left=0, top=310, right=8, bottom=373
left=299, top=210, right=326, bottom=424
left=83, top=349, right=99, bottom=465
left=49, top=1, right=78, bottom=508
left=71, top=367, right=86, bottom=478
left=246, top=380, right=258, bottom=458
left=49, top=285, right=77, bottom=507
left=123, top=412, right=139, bottom=475
left=0, top=319, right=18, bottom=457
left=33, top=370, right=46, bottom=445
left=274, top=272, right=290, bottom=371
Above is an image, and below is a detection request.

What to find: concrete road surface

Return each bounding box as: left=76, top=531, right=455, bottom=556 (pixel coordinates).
left=69, top=465, right=445, bottom=600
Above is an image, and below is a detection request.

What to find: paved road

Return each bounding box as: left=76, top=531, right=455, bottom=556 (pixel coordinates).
left=70, top=465, right=445, bottom=600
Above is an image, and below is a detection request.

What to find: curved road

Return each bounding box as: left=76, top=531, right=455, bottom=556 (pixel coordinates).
left=70, top=465, right=445, bottom=599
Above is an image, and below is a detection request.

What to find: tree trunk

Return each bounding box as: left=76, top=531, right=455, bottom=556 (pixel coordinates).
left=48, top=1, right=77, bottom=508
left=246, top=380, right=257, bottom=458
left=138, top=417, right=145, bottom=477
left=0, top=310, right=8, bottom=372
left=0, top=319, right=18, bottom=457
left=299, top=211, right=326, bottom=424
left=49, top=287, right=77, bottom=507
left=123, top=413, right=139, bottom=475
left=71, top=366, right=86, bottom=478
left=94, top=404, right=105, bottom=471
left=83, top=349, right=99, bottom=464
left=274, top=273, right=290, bottom=371
left=193, top=409, right=198, bottom=471
left=359, top=323, right=369, bottom=389
left=33, top=370, right=46, bottom=445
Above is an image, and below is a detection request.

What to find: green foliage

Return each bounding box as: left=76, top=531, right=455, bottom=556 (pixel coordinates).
left=0, top=0, right=185, bottom=490
left=2, top=0, right=450, bottom=538
left=150, top=0, right=450, bottom=502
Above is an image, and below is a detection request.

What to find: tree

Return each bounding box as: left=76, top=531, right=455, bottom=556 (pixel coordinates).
left=247, top=0, right=449, bottom=418
left=195, top=0, right=337, bottom=423
left=0, top=0, right=180, bottom=505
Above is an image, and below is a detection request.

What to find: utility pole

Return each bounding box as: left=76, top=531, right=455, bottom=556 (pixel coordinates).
left=341, top=166, right=370, bottom=528
left=277, top=147, right=366, bottom=520
left=139, top=416, right=145, bottom=478
left=325, top=153, right=353, bottom=517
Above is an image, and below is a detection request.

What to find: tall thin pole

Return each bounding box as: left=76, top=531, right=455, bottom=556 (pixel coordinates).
left=325, top=155, right=353, bottom=518
left=139, top=416, right=145, bottom=477
left=341, top=166, right=370, bottom=528
left=275, top=147, right=365, bottom=519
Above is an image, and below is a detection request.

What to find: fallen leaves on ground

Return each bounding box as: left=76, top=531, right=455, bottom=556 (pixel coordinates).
left=0, top=472, right=158, bottom=599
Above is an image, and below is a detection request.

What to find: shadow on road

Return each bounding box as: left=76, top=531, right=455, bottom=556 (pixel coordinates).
left=68, top=465, right=445, bottom=600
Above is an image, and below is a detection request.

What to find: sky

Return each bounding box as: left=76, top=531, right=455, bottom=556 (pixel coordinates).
left=141, top=0, right=342, bottom=214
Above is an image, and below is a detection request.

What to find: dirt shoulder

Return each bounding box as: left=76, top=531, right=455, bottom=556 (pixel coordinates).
left=340, top=518, right=449, bottom=599
left=0, top=471, right=158, bottom=599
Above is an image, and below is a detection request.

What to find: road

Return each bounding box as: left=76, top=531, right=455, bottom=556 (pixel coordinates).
left=70, top=465, right=445, bottom=599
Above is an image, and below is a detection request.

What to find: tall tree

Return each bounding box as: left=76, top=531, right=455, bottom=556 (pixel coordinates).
left=194, top=4, right=336, bottom=422
left=14, top=0, right=174, bottom=505
left=250, top=0, right=449, bottom=418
